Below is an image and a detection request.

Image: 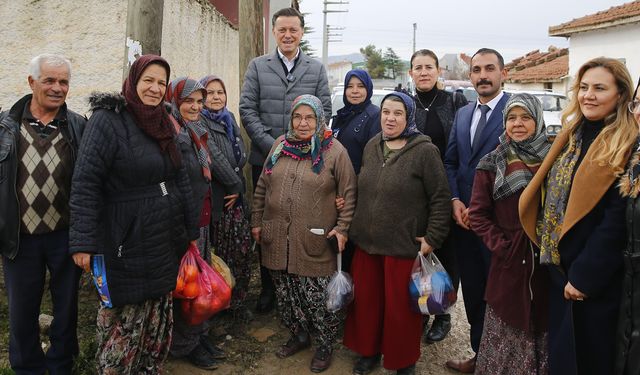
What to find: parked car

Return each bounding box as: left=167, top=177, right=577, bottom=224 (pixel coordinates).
left=505, top=90, right=568, bottom=140
left=331, top=89, right=392, bottom=116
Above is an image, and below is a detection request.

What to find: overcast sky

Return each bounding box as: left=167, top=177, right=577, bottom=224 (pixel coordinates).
left=301, top=0, right=629, bottom=61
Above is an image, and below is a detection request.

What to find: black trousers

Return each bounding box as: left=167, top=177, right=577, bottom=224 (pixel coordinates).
left=252, top=165, right=275, bottom=293
left=3, top=230, right=81, bottom=375
left=452, top=224, right=491, bottom=354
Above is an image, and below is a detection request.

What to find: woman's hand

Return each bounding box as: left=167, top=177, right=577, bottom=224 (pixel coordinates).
left=251, top=227, right=262, bottom=243
left=335, top=196, right=345, bottom=211
left=72, top=252, right=92, bottom=273
left=564, top=282, right=587, bottom=301
left=416, top=237, right=434, bottom=255
left=224, top=194, right=240, bottom=209
left=327, top=229, right=347, bottom=252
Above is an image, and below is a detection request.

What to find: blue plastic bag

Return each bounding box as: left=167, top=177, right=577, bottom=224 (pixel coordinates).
left=408, top=252, right=456, bottom=315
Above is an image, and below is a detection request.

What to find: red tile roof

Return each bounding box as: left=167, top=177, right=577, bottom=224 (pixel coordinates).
left=505, top=48, right=569, bottom=83
left=549, top=1, right=640, bottom=37
left=460, top=53, right=472, bottom=65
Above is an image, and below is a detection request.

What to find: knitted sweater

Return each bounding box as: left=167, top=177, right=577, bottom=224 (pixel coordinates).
left=349, top=133, right=451, bottom=258
left=251, top=137, right=357, bottom=277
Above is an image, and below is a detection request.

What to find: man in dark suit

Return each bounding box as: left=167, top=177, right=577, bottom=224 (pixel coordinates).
left=239, top=7, right=331, bottom=315
left=443, top=48, right=509, bottom=373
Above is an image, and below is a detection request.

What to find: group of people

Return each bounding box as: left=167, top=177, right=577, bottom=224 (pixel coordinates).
left=2, top=6, right=640, bottom=375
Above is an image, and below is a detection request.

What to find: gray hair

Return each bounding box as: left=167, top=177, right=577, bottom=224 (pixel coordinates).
left=28, top=53, right=72, bottom=80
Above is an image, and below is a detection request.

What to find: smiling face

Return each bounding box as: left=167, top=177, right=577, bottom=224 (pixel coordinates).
left=28, top=63, right=70, bottom=112
left=179, top=90, right=204, bottom=122
left=470, top=53, right=507, bottom=102
left=136, top=64, right=168, bottom=106
left=380, top=98, right=407, bottom=139
left=291, top=104, right=317, bottom=140
left=578, top=66, right=620, bottom=121
left=205, top=80, right=226, bottom=111
left=273, top=15, right=303, bottom=60
left=345, top=76, right=367, bottom=105
left=505, top=106, right=536, bottom=142
left=409, top=54, right=440, bottom=92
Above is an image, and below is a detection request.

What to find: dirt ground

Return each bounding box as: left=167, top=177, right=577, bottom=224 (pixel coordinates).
left=0, top=258, right=473, bottom=375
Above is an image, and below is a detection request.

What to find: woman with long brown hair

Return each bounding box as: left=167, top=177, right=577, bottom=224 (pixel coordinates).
left=519, top=57, right=637, bottom=375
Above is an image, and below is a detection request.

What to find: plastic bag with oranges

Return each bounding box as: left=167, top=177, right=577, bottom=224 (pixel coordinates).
left=173, top=243, right=232, bottom=325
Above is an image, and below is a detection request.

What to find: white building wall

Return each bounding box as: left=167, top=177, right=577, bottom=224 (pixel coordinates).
left=0, top=0, right=128, bottom=115
left=162, top=0, right=240, bottom=116
left=504, top=79, right=569, bottom=95
left=568, top=22, right=640, bottom=84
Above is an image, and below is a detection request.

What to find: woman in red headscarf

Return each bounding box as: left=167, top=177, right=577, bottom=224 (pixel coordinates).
left=69, top=55, right=199, bottom=373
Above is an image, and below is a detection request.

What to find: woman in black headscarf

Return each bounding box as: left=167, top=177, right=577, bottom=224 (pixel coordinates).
left=69, top=55, right=198, bottom=373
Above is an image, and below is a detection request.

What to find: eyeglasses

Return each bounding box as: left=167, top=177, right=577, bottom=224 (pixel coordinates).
left=629, top=100, right=640, bottom=114
left=292, top=114, right=317, bottom=124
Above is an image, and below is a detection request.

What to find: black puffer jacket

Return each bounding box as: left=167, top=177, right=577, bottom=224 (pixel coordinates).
left=69, top=93, right=198, bottom=307
left=0, top=94, right=86, bottom=259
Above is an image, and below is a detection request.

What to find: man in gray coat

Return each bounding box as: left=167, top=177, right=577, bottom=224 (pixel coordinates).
left=240, top=7, right=331, bottom=314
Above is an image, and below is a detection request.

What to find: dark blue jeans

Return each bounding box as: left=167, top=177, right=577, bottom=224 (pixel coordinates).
left=3, top=230, right=81, bottom=375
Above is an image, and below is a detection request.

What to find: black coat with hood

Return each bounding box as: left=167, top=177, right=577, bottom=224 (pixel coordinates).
left=69, top=92, right=199, bottom=307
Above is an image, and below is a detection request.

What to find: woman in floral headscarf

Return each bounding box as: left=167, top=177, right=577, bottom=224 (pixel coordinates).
left=251, top=94, right=357, bottom=373
left=469, top=93, right=552, bottom=375
left=164, top=77, right=225, bottom=370
left=344, top=92, right=451, bottom=375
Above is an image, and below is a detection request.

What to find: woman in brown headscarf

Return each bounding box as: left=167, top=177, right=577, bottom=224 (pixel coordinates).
left=69, top=55, right=199, bottom=374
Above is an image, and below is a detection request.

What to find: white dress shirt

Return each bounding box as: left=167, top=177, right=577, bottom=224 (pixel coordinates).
left=469, top=91, right=505, bottom=144
left=277, top=48, right=300, bottom=73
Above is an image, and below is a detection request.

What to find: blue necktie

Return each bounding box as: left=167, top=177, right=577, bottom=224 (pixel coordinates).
left=472, top=104, right=491, bottom=152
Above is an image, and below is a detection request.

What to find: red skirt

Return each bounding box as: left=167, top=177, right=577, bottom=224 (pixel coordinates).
left=343, top=247, right=422, bottom=370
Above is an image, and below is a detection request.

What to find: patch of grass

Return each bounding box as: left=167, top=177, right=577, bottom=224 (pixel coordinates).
left=0, top=261, right=98, bottom=374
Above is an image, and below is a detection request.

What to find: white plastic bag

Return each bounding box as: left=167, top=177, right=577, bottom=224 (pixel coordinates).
left=326, top=253, right=355, bottom=312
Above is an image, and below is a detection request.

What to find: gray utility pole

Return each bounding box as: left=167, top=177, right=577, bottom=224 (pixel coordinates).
left=123, top=0, right=164, bottom=79
left=322, top=1, right=349, bottom=69
left=413, top=23, right=417, bottom=53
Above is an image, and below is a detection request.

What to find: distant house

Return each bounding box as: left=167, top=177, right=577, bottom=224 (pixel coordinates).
left=549, top=1, right=640, bottom=83
left=504, top=47, right=569, bottom=94
left=327, top=61, right=353, bottom=89
left=439, top=53, right=471, bottom=80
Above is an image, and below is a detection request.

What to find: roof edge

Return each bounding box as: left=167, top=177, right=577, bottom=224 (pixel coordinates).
left=549, top=15, right=640, bottom=37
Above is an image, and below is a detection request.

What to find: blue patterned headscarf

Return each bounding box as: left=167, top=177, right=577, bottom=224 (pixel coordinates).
left=264, top=95, right=333, bottom=175
left=380, top=91, right=422, bottom=140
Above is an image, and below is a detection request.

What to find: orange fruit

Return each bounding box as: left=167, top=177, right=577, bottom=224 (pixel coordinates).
left=183, top=282, right=200, bottom=298
left=183, top=265, right=199, bottom=283
left=175, top=277, right=185, bottom=293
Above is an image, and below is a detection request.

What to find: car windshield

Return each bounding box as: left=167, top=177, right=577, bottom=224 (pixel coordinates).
left=534, top=94, right=568, bottom=112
